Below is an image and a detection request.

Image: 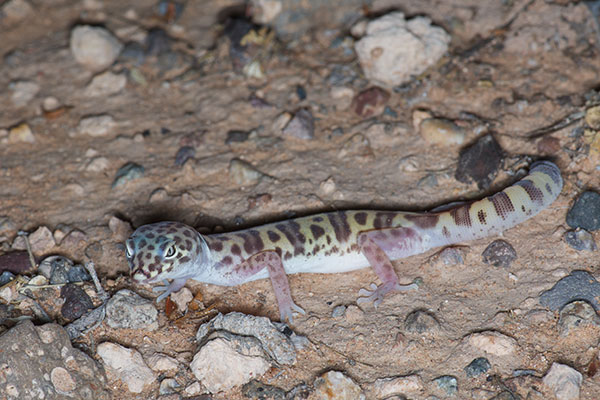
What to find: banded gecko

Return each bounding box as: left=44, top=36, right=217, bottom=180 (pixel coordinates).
left=126, top=161, right=562, bottom=322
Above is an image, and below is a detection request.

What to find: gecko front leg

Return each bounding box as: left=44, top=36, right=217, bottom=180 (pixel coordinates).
left=234, top=251, right=305, bottom=323
left=357, top=228, right=420, bottom=306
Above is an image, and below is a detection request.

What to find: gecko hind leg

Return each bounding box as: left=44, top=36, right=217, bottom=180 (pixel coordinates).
left=356, top=228, right=420, bottom=306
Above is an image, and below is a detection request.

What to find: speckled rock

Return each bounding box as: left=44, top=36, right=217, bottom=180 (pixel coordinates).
left=466, top=331, right=517, bottom=356
left=558, top=300, right=600, bottom=337
left=404, top=309, right=440, bottom=334
left=355, top=12, right=450, bottom=87
left=433, top=375, right=458, bottom=396
left=282, top=108, right=314, bottom=139
left=564, top=229, right=597, bottom=251
left=97, top=342, right=156, bottom=393
left=455, top=134, right=504, bottom=190
left=566, top=191, right=600, bottom=231
left=465, top=357, right=491, bottom=377
left=0, top=320, right=109, bottom=399
left=482, top=239, right=517, bottom=268
left=105, top=289, right=158, bottom=331
left=229, top=158, right=266, bottom=186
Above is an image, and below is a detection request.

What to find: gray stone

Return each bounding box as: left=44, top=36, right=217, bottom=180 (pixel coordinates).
left=564, top=229, right=597, bottom=251
left=558, top=300, right=600, bottom=337
left=105, top=289, right=158, bottom=331
left=539, top=270, right=600, bottom=311
left=482, top=239, right=517, bottom=268
left=566, top=191, right=600, bottom=231
left=0, top=320, right=109, bottom=399
left=70, top=25, right=123, bottom=71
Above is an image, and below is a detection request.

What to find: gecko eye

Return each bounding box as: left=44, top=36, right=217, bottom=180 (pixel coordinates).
left=164, top=245, right=177, bottom=259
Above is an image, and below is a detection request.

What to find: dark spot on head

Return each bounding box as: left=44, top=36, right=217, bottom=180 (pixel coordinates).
left=231, top=244, right=241, bottom=255
left=184, top=240, right=192, bottom=250
left=313, top=216, right=323, bottom=222
left=373, top=212, right=396, bottom=229
left=183, top=229, right=193, bottom=237
left=180, top=256, right=190, bottom=263
left=284, top=251, right=292, bottom=260
left=209, top=240, right=223, bottom=252
left=222, top=256, right=233, bottom=265
left=327, top=212, right=351, bottom=243
left=521, top=205, right=526, bottom=212
left=148, top=245, right=155, bottom=251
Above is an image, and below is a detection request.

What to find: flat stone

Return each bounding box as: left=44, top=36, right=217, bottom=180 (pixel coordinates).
left=566, top=191, right=600, bottom=231
left=466, top=331, right=518, bottom=356
left=76, top=114, right=116, bottom=137
left=10, top=80, right=40, bottom=107
left=85, top=71, right=127, bottom=96
left=539, top=270, right=600, bottom=311
left=313, top=370, right=365, bottom=400
left=558, top=300, right=600, bottom=337
left=8, top=123, right=35, bottom=144
left=105, top=289, right=158, bottom=331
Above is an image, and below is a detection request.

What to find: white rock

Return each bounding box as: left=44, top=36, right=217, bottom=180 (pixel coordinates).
left=229, top=158, right=265, bottom=186
left=8, top=123, right=35, bottom=144
left=85, top=71, right=127, bottom=97
left=2, top=0, right=32, bottom=22
left=170, top=287, right=193, bottom=312
left=190, top=337, right=270, bottom=393
left=76, top=114, right=116, bottom=137
left=0, top=286, right=16, bottom=303
left=250, top=0, right=283, bottom=24
left=318, top=177, right=337, bottom=196
left=355, top=12, right=450, bottom=87
left=542, top=363, right=582, bottom=400
left=70, top=25, right=123, bottom=72
left=146, top=353, right=179, bottom=372
left=86, top=156, right=109, bottom=172
left=10, top=80, right=39, bottom=107
left=466, top=331, right=518, bottom=356
left=314, top=370, right=365, bottom=400
left=368, top=375, right=423, bottom=398
left=42, top=96, right=61, bottom=112
left=184, top=381, right=202, bottom=396
left=50, top=367, right=77, bottom=393
left=419, top=118, right=465, bottom=146
left=97, top=342, right=156, bottom=393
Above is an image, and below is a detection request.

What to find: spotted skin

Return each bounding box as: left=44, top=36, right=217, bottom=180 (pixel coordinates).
left=126, top=161, right=563, bottom=323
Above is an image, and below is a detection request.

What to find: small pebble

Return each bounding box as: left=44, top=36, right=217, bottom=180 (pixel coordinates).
left=0, top=251, right=33, bottom=274
left=295, top=85, right=307, bottom=100
left=86, top=156, right=110, bottom=172
left=566, top=191, right=600, bottom=231
left=314, top=371, right=366, bottom=400
left=0, top=271, right=15, bottom=286
left=542, top=363, right=582, bottom=400
left=282, top=109, right=315, bottom=140
left=42, top=96, right=61, bottom=112
left=84, top=71, right=127, bottom=96
left=438, top=247, right=464, bottom=265
left=539, top=270, right=600, bottom=311
left=38, top=255, right=73, bottom=279
left=108, top=216, right=132, bottom=241
left=70, top=25, right=123, bottom=71
left=558, top=300, right=600, bottom=337
left=585, top=105, right=600, bottom=129
left=147, top=353, right=179, bottom=373
left=66, top=264, right=91, bottom=283
left=8, top=123, right=35, bottom=144
left=76, top=114, right=116, bottom=137
left=225, top=130, right=251, bottom=144
left=482, top=239, right=517, bottom=268
left=159, top=378, right=180, bottom=395
left=351, top=87, right=390, bottom=118
left=464, top=357, right=491, bottom=377
left=112, top=162, right=145, bottom=188
left=10, top=80, right=39, bottom=107
left=242, top=381, right=287, bottom=400
left=61, top=284, right=94, bottom=320
left=419, top=118, right=466, bottom=146
left=564, top=229, right=597, bottom=251
left=174, top=146, right=195, bottom=166
left=247, top=193, right=272, bottom=209
left=455, top=134, right=504, bottom=190
left=404, top=309, right=440, bottom=334
left=433, top=375, right=458, bottom=396
left=2, top=0, right=32, bottom=22
left=332, top=305, right=346, bottom=318
left=229, top=159, right=265, bottom=186
left=368, top=375, right=423, bottom=399
left=169, top=287, right=193, bottom=313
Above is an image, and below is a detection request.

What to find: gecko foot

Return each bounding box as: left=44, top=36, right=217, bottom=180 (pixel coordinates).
left=152, top=278, right=188, bottom=302
left=280, top=302, right=306, bottom=324
left=357, top=281, right=418, bottom=307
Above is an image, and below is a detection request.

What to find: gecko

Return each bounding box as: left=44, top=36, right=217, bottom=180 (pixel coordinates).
left=125, top=161, right=563, bottom=323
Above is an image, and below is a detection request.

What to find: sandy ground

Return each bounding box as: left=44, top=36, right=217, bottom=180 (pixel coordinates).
left=1, top=0, right=600, bottom=398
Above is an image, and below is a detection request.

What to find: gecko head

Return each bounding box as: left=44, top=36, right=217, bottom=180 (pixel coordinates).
left=125, top=221, right=204, bottom=284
